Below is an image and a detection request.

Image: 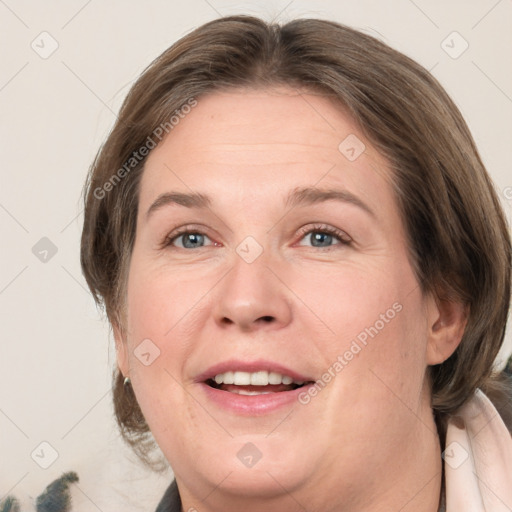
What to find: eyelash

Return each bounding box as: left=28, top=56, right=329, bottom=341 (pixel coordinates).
left=295, top=223, right=352, bottom=248
left=162, top=223, right=352, bottom=250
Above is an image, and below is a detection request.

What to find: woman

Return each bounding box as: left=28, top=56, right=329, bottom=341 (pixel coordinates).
left=80, top=16, right=512, bottom=512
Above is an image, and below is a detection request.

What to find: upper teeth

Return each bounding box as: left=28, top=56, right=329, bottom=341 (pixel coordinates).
left=213, top=371, right=303, bottom=386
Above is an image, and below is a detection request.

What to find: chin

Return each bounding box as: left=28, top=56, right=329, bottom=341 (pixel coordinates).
left=206, top=437, right=313, bottom=496
left=209, top=463, right=307, bottom=499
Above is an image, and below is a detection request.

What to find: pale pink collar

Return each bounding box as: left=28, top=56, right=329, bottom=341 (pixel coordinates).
left=444, top=389, right=512, bottom=511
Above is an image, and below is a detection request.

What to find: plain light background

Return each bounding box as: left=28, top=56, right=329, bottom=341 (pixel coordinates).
left=1, top=1, right=511, bottom=510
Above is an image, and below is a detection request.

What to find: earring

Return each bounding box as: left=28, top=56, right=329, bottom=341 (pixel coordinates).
left=123, top=376, right=131, bottom=387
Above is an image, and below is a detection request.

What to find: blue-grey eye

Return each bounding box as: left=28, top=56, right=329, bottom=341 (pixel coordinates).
left=297, top=225, right=351, bottom=248
left=175, top=232, right=211, bottom=249
left=299, top=230, right=343, bottom=248
left=309, top=232, right=335, bottom=247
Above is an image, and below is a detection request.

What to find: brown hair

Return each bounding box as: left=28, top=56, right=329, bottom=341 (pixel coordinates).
left=80, top=15, right=511, bottom=468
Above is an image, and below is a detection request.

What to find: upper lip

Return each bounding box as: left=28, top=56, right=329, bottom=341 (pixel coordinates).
left=195, top=359, right=315, bottom=383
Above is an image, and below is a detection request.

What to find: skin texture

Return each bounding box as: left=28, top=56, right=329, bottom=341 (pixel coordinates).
left=115, top=88, right=467, bottom=512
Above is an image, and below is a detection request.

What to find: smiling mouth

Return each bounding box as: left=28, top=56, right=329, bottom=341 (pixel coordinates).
left=205, top=370, right=313, bottom=396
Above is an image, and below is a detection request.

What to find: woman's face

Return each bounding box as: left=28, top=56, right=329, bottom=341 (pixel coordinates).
left=116, top=88, right=448, bottom=509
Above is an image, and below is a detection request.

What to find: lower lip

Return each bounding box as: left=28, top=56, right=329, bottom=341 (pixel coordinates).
left=198, top=382, right=313, bottom=415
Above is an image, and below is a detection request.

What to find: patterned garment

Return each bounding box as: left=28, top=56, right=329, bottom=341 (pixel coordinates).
left=0, top=472, right=78, bottom=512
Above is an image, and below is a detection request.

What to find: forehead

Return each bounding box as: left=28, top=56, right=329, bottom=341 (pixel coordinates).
left=148, top=88, right=366, bottom=163
left=139, top=88, right=396, bottom=220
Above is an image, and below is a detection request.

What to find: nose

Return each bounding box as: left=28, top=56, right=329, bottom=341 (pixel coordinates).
left=212, top=250, right=293, bottom=332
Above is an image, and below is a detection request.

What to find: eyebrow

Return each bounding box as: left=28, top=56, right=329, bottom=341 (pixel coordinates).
left=146, top=191, right=211, bottom=219
left=285, top=186, right=375, bottom=217
left=145, top=186, right=375, bottom=220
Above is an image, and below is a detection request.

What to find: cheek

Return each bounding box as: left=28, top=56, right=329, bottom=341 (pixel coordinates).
left=123, top=261, right=209, bottom=452
left=289, top=260, right=412, bottom=348
left=125, top=260, right=212, bottom=348
left=303, top=266, right=429, bottom=445
left=122, top=259, right=191, bottom=383
left=293, top=258, right=429, bottom=398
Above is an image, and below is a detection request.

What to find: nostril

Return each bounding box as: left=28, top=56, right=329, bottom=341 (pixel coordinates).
left=219, top=315, right=276, bottom=327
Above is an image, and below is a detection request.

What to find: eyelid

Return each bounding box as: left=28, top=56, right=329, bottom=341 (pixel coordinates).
left=161, top=224, right=219, bottom=249
left=295, top=223, right=352, bottom=246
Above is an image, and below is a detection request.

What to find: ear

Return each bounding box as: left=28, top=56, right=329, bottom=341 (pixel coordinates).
left=113, top=321, right=130, bottom=378
left=425, top=294, right=469, bottom=365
